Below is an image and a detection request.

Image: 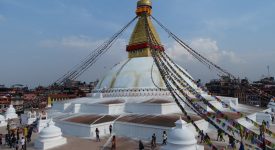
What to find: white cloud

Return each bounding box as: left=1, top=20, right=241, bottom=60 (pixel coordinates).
left=166, top=38, right=243, bottom=64
left=40, top=35, right=100, bottom=49
left=39, top=35, right=127, bottom=51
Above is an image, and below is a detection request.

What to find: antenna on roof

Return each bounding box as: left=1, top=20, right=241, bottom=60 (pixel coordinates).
left=267, top=65, right=270, bottom=78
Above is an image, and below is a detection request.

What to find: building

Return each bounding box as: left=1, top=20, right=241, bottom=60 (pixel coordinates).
left=206, top=76, right=275, bottom=107
left=44, top=1, right=275, bottom=149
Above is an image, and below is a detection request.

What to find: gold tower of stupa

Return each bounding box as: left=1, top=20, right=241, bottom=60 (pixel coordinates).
left=126, top=0, right=164, bottom=58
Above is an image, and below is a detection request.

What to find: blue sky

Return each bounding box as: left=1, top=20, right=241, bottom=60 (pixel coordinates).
left=0, top=0, right=275, bottom=87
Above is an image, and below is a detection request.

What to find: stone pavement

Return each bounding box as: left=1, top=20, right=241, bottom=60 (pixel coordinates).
left=2, top=125, right=161, bottom=150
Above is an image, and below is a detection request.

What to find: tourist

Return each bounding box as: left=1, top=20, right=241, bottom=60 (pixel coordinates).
left=204, top=133, right=210, bottom=143
left=109, top=124, right=112, bottom=135
left=199, top=130, right=204, bottom=143
left=250, top=133, right=255, bottom=144
left=16, top=128, right=20, bottom=141
left=7, top=121, right=10, bottom=133
left=27, top=126, right=33, bottom=142
left=153, top=133, right=156, bottom=147
left=12, top=135, right=17, bottom=148
left=20, top=137, right=25, bottom=150
left=111, top=135, right=116, bottom=150
left=95, top=128, right=100, bottom=142
left=24, top=126, right=28, bottom=138
left=228, top=135, right=235, bottom=149
left=0, top=134, right=2, bottom=145
left=239, top=141, right=244, bottom=150
left=15, top=141, right=19, bottom=150
left=162, top=131, right=167, bottom=145
left=139, top=140, right=144, bottom=150
left=6, top=133, right=12, bottom=148
left=217, top=129, right=221, bottom=141
left=219, top=131, right=225, bottom=142
left=151, top=133, right=156, bottom=149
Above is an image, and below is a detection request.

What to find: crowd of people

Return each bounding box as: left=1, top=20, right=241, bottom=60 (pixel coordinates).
left=0, top=119, right=34, bottom=150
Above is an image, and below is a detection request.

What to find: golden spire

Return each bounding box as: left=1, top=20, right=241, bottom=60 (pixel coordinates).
left=126, top=0, right=164, bottom=58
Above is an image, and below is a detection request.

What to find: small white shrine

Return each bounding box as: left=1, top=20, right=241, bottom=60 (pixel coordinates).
left=5, top=105, right=18, bottom=120
left=21, top=110, right=37, bottom=125
left=35, top=119, right=67, bottom=150
left=161, top=118, right=204, bottom=150
left=37, top=111, right=50, bottom=132
left=0, top=114, right=7, bottom=127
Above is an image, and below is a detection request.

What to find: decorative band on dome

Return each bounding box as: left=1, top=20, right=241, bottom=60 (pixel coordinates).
left=136, top=6, right=152, bottom=16
left=126, top=42, right=164, bottom=52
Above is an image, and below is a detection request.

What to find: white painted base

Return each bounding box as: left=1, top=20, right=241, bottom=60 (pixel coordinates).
left=161, top=144, right=204, bottom=150
left=35, top=136, right=67, bottom=150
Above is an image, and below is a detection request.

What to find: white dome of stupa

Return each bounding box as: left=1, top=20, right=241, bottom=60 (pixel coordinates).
left=161, top=118, right=202, bottom=150
left=169, top=119, right=197, bottom=145
left=5, top=105, right=18, bottom=120
left=96, top=57, right=197, bottom=90
left=39, top=119, right=62, bottom=139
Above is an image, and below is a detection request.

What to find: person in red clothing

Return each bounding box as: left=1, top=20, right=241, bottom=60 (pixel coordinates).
left=111, top=135, right=116, bottom=150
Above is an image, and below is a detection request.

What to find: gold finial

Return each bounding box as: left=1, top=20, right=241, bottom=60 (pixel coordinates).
left=136, top=0, right=152, bottom=16
left=137, top=0, right=152, bottom=8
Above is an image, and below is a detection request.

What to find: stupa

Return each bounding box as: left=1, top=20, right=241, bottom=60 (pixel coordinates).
left=161, top=118, right=204, bottom=150
left=47, top=0, right=274, bottom=149
left=35, top=119, right=67, bottom=150
left=0, top=114, right=7, bottom=127
left=5, top=105, right=18, bottom=120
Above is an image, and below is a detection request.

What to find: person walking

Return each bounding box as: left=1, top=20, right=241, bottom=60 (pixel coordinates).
left=151, top=133, right=156, bottom=149
left=199, top=130, right=204, bottom=143
left=139, top=140, right=144, bottom=150
left=27, top=126, right=33, bottom=142
left=217, top=129, right=221, bottom=141
left=15, top=141, right=19, bottom=150
left=23, top=127, right=28, bottom=138
left=109, top=124, right=112, bottom=135
left=20, top=137, right=25, bottom=150
left=12, top=135, right=16, bottom=148
left=219, top=131, right=225, bottom=142
left=16, top=128, right=20, bottom=141
left=204, top=133, right=210, bottom=143
left=95, top=128, right=100, bottom=142
left=162, top=131, right=167, bottom=145
left=239, top=141, right=244, bottom=150
left=111, top=135, right=116, bottom=150
left=228, top=135, right=235, bottom=149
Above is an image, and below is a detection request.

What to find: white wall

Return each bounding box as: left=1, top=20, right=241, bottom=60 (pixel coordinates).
left=79, top=103, right=125, bottom=115
left=113, top=120, right=208, bottom=143
left=55, top=120, right=113, bottom=138
left=126, top=103, right=181, bottom=115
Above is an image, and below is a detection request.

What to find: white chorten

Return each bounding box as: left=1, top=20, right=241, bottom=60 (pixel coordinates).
left=0, top=114, right=7, bottom=127
left=35, top=119, right=67, bottom=150
left=161, top=118, right=204, bottom=150
left=5, top=105, right=18, bottom=120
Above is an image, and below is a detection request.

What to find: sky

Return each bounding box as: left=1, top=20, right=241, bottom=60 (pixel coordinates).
left=0, top=0, right=275, bottom=88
